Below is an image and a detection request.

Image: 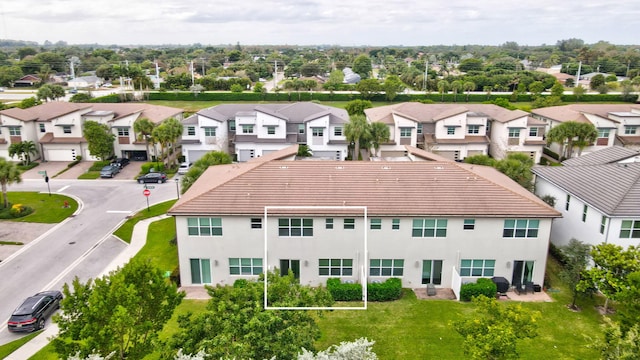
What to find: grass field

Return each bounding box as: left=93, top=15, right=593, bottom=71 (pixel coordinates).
left=0, top=192, right=78, bottom=223
left=112, top=199, right=177, bottom=243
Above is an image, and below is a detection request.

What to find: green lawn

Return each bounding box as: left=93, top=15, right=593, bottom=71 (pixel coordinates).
left=0, top=192, right=78, bottom=223
left=112, top=200, right=177, bottom=243
left=0, top=331, right=42, bottom=359
left=133, top=217, right=178, bottom=273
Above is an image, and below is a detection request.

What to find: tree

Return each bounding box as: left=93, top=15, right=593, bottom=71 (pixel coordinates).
left=580, top=244, right=640, bottom=314
left=0, top=157, right=22, bottom=209
left=0, top=65, right=23, bottom=87
left=180, top=151, right=232, bottom=192
left=616, top=271, right=640, bottom=334
left=572, top=122, right=599, bottom=156
left=36, top=84, right=66, bottom=102
left=9, top=140, right=37, bottom=165
left=590, top=74, right=606, bottom=90
left=164, top=118, right=184, bottom=167
left=559, top=239, right=592, bottom=309
left=355, top=79, right=380, bottom=99
left=345, top=99, right=373, bottom=116
left=344, top=115, right=371, bottom=161
left=369, top=122, right=390, bottom=157
left=382, top=75, right=405, bottom=101
left=83, top=121, right=115, bottom=161
left=53, top=259, right=185, bottom=360
left=133, top=118, right=156, bottom=162
left=450, top=80, right=463, bottom=102
left=458, top=58, right=484, bottom=72
left=546, top=121, right=597, bottom=159
left=453, top=295, right=540, bottom=360
left=324, top=69, right=344, bottom=91
left=299, top=338, right=378, bottom=360
left=551, top=81, right=565, bottom=97
left=152, top=123, right=172, bottom=165
left=464, top=154, right=497, bottom=167
left=352, top=54, right=372, bottom=79
left=437, top=80, right=449, bottom=101
left=495, top=153, right=534, bottom=190
left=165, top=270, right=333, bottom=360
left=528, top=81, right=545, bottom=98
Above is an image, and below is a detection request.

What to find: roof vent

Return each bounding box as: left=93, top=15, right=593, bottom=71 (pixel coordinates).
left=382, top=165, right=391, bottom=170
left=434, top=166, right=444, bottom=170
left=336, top=166, right=344, bottom=170
left=279, top=166, right=288, bottom=169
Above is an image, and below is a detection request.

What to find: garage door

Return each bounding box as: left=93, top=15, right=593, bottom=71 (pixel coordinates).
left=467, top=150, right=484, bottom=156
left=47, top=149, right=77, bottom=161
left=187, top=150, right=209, bottom=163
left=433, top=150, right=459, bottom=161
left=238, top=149, right=255, bottom=162
left=312, top=150, right=341, bottom=160
left=380, top=150, right=407, bottom=158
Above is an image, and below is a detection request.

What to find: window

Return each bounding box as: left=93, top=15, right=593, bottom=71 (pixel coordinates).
left=417, top=123, right=423, bottom=134
left=298, top=124, right=305, bottom=134
left=117, top=128, right=129, bottom=136
left=325, top=218, right=333, bottom=229
left=468, top=125, right=480, bottom=134
left=412, top=219, right=448, bottom=237
left=565, top=195, right=570, bottom=211
left=62, top=125, right=72, bottom=134
left=600, top=216, right=607, bottom=234
left=187, top=217, right=223, bottom=236
left=529, top=127, right=538, bottom=137
left=242, top=125, right=254, bottom=134
left=204, top=127, right=216, bottom=137
left=312, top=128, right=324, bottom=137
left=229, top=120, right=236, bottom=131
left=251, top=218, right=262, bottom=229
left=422, top=260, right=443, bottom=285
left=229, top=258, right=263, bottom=275
left=625, top=126, right=637, bottom=135
left=400, top=128, right=411, bottom=137
left=370, top=259, right=404, bottom=276
left=620, top=220, right=640, bottom=238
left=370, top=218, right=381, bottom=230
left=267, top=126, right=276, bottom=135
left=190, top=258, right=211, bottom=284
left=460, top=259, right=495, bottom=277
left=344, top=218, right=355, bottom=229
left=582, top=205, right=588, bottom=222
left=39, top=123, right=46, bottom=133
left=278, top=218, right=313, bottom=237
left=334, top=127, right=343, bottom=136
left=508, top=128, right=520, bottom=138
left=503, top=219, right=539, bottom=238
left=446, top=126, right=455, bottom=135
left=319, top=258, right=352, bottom=276
left=463, top=219, right=475, bottom=230
left=185, top=126, right=195, bottom=136
left=598, top=129, right=610, bottom=138
left=392, top=219, right=400, bottom=230
left=8, top=127, right=21, bottom=136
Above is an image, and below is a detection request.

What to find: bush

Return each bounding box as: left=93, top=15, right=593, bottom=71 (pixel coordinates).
left=327, top=278, right=362, bottom=301
left=17, top=161, right=39, bottom=171
left=543, top=147, right=560, bottom=161
left=368, top=278, right=402, bottom=301
left=9, top=203, right=33, bottom=218
left=141, top=162, right=166, bottom=174
left=548, top=242, right=567, bottom=265
left=89, top=160, right=111, bottom=171
left=460, top=278, right=497, bottom=301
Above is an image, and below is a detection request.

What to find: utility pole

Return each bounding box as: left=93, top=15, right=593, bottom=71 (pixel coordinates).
left=201, top=58, right=206, bottom=76
left=69, top=60, right=75, bottom=79
left=575, top=61, right=582, bottom=88
left=274, top=60, right=278, bottom=90
left=154, top=61, right=160, bottom=89
left=190, top=60, right=195, bottom=86
left=423, top=60, right=429, bottom=91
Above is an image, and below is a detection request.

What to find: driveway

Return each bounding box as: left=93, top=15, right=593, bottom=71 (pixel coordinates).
left=20, top=161, right=144, bottom=181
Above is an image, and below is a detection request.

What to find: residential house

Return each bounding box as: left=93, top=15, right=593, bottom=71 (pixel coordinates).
left=0, top=102, right=183, bottom=162
left=67, top=76, right=103, bottom=89
left=531, top=104, right=640, bottom=156
left=13, top=75, right=41, bottom=87
left=364, top=103, right=546, bottom=163
left=181, top=102, right=349, bottom=163
left=533, top=146, right=640, bottom=248
left=169, top=145, right=560, bottom=292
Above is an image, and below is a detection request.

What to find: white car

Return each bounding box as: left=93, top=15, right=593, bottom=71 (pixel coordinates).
left=177, top=162, right=192, bottom=175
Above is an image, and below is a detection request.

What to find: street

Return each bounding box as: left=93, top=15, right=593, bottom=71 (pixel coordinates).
left=0, top=177, right=178, bottom=345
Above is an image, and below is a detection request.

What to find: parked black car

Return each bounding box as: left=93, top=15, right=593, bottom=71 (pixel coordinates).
left=111, top=158, right=130, bottom=168
left=100, top=165, right=120, bottom=178
left=7, top=290, right=63, bottom=332
left=137, top=172, right=168, bottom=184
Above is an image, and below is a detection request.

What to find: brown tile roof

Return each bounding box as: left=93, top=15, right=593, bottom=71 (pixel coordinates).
left=169, top=156, right=560, bottom=218
left=38, top=132, right=87, bottom=144
left=0, top=102, right=91, bottom=122
left=531, top=104, right=640, bottom=124
left=88, top=103, right=183, bottom=124
left=404, top=146, right=456, bottom=162
left=364, top=103, right=529, bottom=125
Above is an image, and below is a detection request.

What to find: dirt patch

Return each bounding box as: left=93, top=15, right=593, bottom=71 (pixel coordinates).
left=413, top=288, right=457, bottom=300
left=0, top=221, right=56, bottom=261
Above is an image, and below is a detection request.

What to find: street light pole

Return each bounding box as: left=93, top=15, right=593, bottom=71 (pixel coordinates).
left=175, top=178, right=180, bottom=199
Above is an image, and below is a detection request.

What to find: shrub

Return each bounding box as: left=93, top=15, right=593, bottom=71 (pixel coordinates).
left=141, top=162, right=166, bottom=174
left=89, top=160, right=111, bottom=171
left=327, top=278, right=362, bottom=301
left=17, top=161, right=39, bottom=171
left=460, top=278, right=497, bottom=301
left=9, top=203, right=33, bottom=218
left=543, top=147, right=560, bottom=161
left=368, top=278, right=402, bottom=301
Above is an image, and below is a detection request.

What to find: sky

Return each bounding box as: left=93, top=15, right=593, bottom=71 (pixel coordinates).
left=1, top=0, right=639, bottom=47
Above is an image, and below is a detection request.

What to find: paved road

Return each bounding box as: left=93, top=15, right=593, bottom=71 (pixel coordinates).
left=0, top=177, right=178, bottom=345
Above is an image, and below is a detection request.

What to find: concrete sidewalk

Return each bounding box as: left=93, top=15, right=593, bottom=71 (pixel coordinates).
left=5, top=214, right=172, bottom=359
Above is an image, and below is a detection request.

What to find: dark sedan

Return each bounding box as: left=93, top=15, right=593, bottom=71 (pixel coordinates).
left=111, top=158, right=130, bottom=168
left=7, top=290, right=63, bottom=332
left=137, top=172, right=168, bottom=184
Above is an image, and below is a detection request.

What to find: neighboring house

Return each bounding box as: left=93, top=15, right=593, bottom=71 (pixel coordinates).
left=533, top=146, right=640, bottom=248
left=364, top=103, right=546, bottom=163
left=0, top=102, right=183, bottom=162
left=181, top=102, right=349, bottom=163
left=13, top=74, right=41, bottom=87
left=67, top=76, right=103, bottom=89
left=531, top=104, right=640, bottom=156
left=169, top=145, right=560, bottom=293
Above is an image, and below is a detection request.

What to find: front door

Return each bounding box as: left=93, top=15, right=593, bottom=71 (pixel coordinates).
left=280, top=259, right=300, bottom=279
left=511, top=260, right=534, bottom=285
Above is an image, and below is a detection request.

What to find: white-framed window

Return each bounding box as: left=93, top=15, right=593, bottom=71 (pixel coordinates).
left=598, top=129, right=610, bottom=138
left=508, top=128, right=520, bottom=138
left=187, top=217, right=223, bottom=236
left=370, top=218, right=382, bottom=230
left=250, top=218, right=262, bottom=229
left=620, top=220, right=640, bottom=238
left=117, top=128, right=129, bottom=136
left=467, top=125, right=480, bottom=134
left=298, top=124, right=305, bottom=134
left=39, top=123, right=46, bottom=133
left=334, top=127, right=343, bottom=136
left=63, top=125, right=72, bottom=134
left=625, top=126, right=637, bottom=135
left=529, top=127, right=538, bottom=137
left=446, top=126, right=455, bottom=135
left=267, top=126, right=276, bottom=135
left=392, top=219, right=400, bottom=230
left=204, top=127, right=216, bottom=137
left=312, top=128, right=324, bottom=137
left=417, top=123, right=423, bottom=134
left=229, top=258, right=263, bottom=275
left=600, top=216, right=607, bottom=234
left=190, top=258, right=211, bottom=284
left=412, top=219, right=447, bottom=237
left=460, top=259, right=495, bottom=277
left=278, top=218, right=313, bottom=237
left=370, top=259, right=404, bottom=276
left=242, top=125, right=254, bottom=134
left=463, top=219, right=475, bottom=230
left=8, top=127, right=21, bottom=136
left=344, top=218, right=355, bottom=229
left=186, top=126, right=196, bottom=136
left=325, top=218, right=333, bottom=229
left=503, top=219, right=539, bottom=238
left=319, top=258, right=352, bottom=276
left=400, top=128, right=411, bottom=137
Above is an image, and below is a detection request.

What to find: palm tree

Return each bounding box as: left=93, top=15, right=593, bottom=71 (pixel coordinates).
left=546, top=121, right=596, bottom=159
left=344, top=115, right=370, bottom=161
left=437, top=80, right=449, bottom=101
left=573, top=122, right=598, bottom=156
left=0, top=157, right=22, bottom=209
left=463, top=81, right=476, bottom=102
left=369, top=122, right=390, bottom=157
left=450, top=80, right=463, bottom=102
left=21, top=141, right=38, bottom=165
left=8, top=142, right=24, bottom=164
left=152, top=124, right=172, bottom=167
left=164, top=117, right=184, bottom=167
left=133, top=118, right=156, bottom=161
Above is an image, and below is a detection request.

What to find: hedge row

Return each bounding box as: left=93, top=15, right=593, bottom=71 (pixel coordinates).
left=460, top=278, right=497, bottom=301
left=326, top=278, right=403, bottom=302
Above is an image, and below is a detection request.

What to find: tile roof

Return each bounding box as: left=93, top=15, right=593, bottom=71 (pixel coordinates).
left=562, top=146, right=640, bottom=166
left=170, top=156, right=560, bottom=218
left=0, top=102, right=91, bottom=121
left=533, top=163, right=640, bottom=216
left=196, top=102, right=348, bottom=125
left=364, top=103, right=528, bottom=124
left=531, top=104, right=640, bottom=124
